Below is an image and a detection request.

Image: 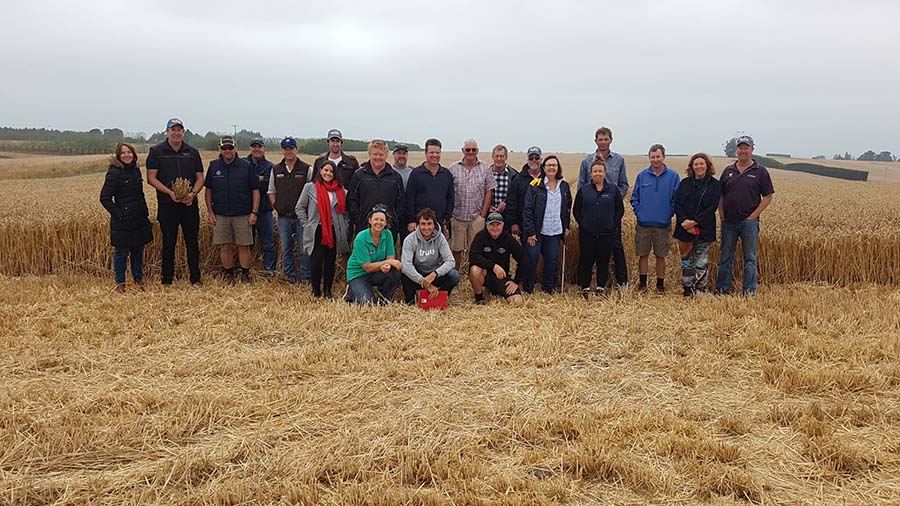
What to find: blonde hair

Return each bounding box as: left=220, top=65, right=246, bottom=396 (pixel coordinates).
left=367, top=139, right=389, bottom=154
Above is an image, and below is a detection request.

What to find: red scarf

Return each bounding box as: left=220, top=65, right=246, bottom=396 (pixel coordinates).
left=315, top=178, right=345, bottom=249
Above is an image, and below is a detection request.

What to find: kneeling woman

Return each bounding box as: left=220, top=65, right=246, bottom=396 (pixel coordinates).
left=345, top=204, right=402, bottom=305
left=573, top=158, right=624, bottom=298
left=673, top=153, right=721, bottom=296
left=99, top=143, right=153, bottom=293
left=297, top=161, right=350, bottom=298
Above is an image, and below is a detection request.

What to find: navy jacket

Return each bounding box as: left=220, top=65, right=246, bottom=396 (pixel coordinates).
left=145, top=140, right=203, bottom=206
left=246, top=155, right=274, bottom=212
left=673, top=174, right=721, bottom=243
left=574, top=182, right=624, bottom=236
left=405, top=163, right=455, bottom=225
left=204, top=156, right=258, bottom=216
left=522, top=179, right=572, bottom=238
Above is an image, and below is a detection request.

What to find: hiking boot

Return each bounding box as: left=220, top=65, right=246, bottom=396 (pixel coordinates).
left=474, top=292, right=486, bottom=305
left=240, top=269, right=251, bottom=285
left=114, top=283, right=125, bottom=294
left=223, top=268, right=236, bottom=285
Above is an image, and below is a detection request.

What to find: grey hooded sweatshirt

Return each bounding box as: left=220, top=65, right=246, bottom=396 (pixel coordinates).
left=401, top=224, right=455, bottom=284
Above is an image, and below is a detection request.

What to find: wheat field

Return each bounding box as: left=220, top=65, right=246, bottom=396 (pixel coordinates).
left=2, top=150, right=900, bottom=505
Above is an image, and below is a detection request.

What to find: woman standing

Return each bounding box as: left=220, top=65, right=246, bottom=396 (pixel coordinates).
left=99, top=143, right=154, bottom=293
left=345, top=204, right=403, bottom=305
left=297, top=161, right=350, bottom=298
left=573, top=158, right=624, bottom=298
left=523, top=155, right=572, bottom=294
left=673, top=153, right=721, bottom=296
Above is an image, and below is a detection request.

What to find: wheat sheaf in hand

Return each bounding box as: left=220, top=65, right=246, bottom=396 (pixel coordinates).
left=171, top=177, right=192, bottom=200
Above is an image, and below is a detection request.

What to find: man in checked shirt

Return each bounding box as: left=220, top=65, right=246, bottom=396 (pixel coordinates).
left=489, top=144, right=519, bottom=224
left=448, top=139, right=496, bottom=267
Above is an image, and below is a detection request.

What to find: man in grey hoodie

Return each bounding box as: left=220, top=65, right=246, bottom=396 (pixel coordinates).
left=401, top=207, right=460, bottom=304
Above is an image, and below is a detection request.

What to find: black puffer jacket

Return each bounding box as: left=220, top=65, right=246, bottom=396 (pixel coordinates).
left=99, top=157, right=154, bottom=248
left=673, top=174, right=721, bottom=243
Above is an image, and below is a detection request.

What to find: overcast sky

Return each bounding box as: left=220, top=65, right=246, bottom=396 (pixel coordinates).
left=2, top=0, right=898, bottom=157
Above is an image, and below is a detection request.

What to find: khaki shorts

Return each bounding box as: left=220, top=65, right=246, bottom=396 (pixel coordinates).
left=450, top=215, right=485, bottom=252
left=635, top=224, right=671, bottom=257
left=213, top=214, right=253, bottom=246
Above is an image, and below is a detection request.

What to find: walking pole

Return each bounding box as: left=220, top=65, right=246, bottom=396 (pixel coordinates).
left=560, top=237, right=566, bottom=294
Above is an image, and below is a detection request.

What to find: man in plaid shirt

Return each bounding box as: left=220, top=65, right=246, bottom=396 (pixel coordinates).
left=448, top=139, right=496, bottom=266
left=489, top=144, right=518, bottom=224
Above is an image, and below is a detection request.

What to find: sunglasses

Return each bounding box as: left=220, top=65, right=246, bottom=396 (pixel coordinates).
left=463, top=148, right=478, bottom=153
left=528, top=155, right=541, bottom=161
left=220, top=146, right=235, bottom=151
left=371, top=206, right=388, bottom=212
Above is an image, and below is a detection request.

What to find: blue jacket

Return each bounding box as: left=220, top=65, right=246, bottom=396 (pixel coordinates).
left=204, top=156, right=258, bottom=216
left=246, top=155, right=274, bottom=212
left=574, top=182, right=624, bottom=236
left=630, top=166, right=679, bottom=228
left=523, top=179, right=572, bottom=238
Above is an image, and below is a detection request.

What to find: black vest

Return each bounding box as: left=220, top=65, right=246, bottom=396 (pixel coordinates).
left=271, top=160, right=311, bottom=218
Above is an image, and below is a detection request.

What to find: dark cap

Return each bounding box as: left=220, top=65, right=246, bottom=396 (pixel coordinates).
left=526, top=146, right=542, bottom=157
left=218, top=136, right=236, bottom=148
left=250, top=138, right=265, bottom=147
left=736, top=135, right=755, bottom=147
left=393, top=143, right=408, bottom=153
left=166, top=118, right=184, bottom=129
left=280, top=137, right=298, bottom=149
left=327, top=129, right=342, bottom=141
left=486, top=212, right=504, bottom=224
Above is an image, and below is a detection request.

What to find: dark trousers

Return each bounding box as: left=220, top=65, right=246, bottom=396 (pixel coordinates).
left=309, top=225, right=337, bottom=294
left=578, top=230, right=614, bottom=289
left=519, top=233, right=537, bottom=293
left=157, top=203, right=201, bottom=284
left=401, top=269, right=461, bottom=304
left=612, top=220, right=628, bottom=285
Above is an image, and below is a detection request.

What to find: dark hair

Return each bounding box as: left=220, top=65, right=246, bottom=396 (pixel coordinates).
left=425, top=138, right=442, bottom=151
left=317, top=160, right=341, bottom=185
left=590, top=157, right=607, bottom=170
left=367, top=202, right=391, bottom=224
left=416, top=208, right=437, bottom=224
left=541, top=155, right=563, bottom=180
left=686, top=153, right=716, bottom=178
left=594, top=127, right=613, bottom=139
left=115, top=143, right=137, bottom=165
left=649, top=143, right=666, bottom=156
left=492, top=144, right=508, bottom=156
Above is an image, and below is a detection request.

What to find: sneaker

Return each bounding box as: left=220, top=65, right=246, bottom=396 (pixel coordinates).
left=114, top=283, right=125, bottom=294
left=581, top=288, right=592, bottom=300
left=595, top=287, right=605, bottom=296
left=240, top=270, right=251, bottom=285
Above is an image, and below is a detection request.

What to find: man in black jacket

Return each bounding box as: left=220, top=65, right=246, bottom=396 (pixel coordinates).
left=145, top=118, right=204, bottom=286
left=312, top=128, right=360, bottom=187
left=267, top=137, right=313, bottom=283
left=468, top=213, right=529, bottom=305
left=347, top=139, right=406, bottom=237
left=505, top=145, right=543, bottom=292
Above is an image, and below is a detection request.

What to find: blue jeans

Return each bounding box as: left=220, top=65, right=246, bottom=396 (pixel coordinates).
left=519, top=234, right=537, bottom=293
left=277, top=216, right=310, bottom=282
left=114, top=245, right=144, bottom=284
left=401, top=268, right=462, bottom=304
left=525, top=233, right=563, bottom=294
left=348, top=269, right=401, bottom=305
left=254, top=210, right=276, bottom=271
left=716, top=219, right=760, bottom=295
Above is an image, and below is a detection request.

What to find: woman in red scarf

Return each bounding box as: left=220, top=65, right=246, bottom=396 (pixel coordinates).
left=297, top=161, right=350, bottom=298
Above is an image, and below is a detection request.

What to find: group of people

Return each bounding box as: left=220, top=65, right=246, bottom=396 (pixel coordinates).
left=99, top=119, right=774, bottom=302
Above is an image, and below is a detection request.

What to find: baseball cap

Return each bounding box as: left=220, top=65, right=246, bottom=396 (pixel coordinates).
left=736, top=135, right=755, bottom=147
left=250, top=138, right=265, bottom=147
left=393, top=143, right=408, bottom=153
left=166, top=118, right=184, bottom=129
left=327, top=129, right=343, bottom=141
left=280, top=137, right=298, bottom=149
left=486, top=212, right=504, bottom=224
left=218, top=136, right=236, bottom=148
left=526, top=146, right=542, bottom=157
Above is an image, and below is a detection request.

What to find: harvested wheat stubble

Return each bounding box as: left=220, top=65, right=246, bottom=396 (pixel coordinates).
left=1, top=275, right=898, bottom=505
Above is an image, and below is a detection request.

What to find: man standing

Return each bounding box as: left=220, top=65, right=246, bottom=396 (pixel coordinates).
left=268, top=137, right=312, bottom=284
left=145, top=118, right=204, bottom=286
left=715, top=135, right=774, bottom=295
left=579, top=127, right=629, bottom=286
left=392, top=143, right=413, bottom=190
left=247, top=139, right=276, bottom=277
left=204, top=137, right=260, bottom=285
left=405, top=138, right=454, bottom=235
left=468, top=213, right=529, bottom=305
left=630, top=144, right=680, bottom=293
left=312, top=129, right=359, bottom=187
left=489, top=144, right=518, bottom=223
left=448, top=139, right=496, bottom=266
left=505, top=145, right=543, bottom=292
left=347, top=139, right=406, bottom=237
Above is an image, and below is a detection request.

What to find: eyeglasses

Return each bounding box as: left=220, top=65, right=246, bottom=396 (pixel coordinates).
left=463, top=148, right=478, bottom=153
left=371, top=206, right=387, bottom=212
left=220, top=146, right=235, bottom=151
left=528, top=155, right=541, bottom=161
